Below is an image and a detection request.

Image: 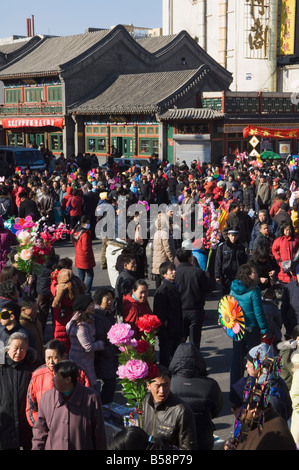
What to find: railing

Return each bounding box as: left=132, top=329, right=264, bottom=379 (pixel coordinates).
left=0, top=102, right=63, bottom=115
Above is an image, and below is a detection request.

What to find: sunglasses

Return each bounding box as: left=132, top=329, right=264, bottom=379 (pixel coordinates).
left=0, top=310, right=13, bottom=320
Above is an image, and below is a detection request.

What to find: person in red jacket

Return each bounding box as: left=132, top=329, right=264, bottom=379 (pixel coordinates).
left=272, top=222, right=299, bottom=284
left=26, top=339, right=92, bottom=427
left=72, top=215, right=96, bottom=294
left=61, top=186, right=83, bottom=229
left=122, top=279, right=153, bottom=339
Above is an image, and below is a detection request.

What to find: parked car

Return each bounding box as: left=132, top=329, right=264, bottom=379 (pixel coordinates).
left=100, top=157, right=149, bottom=171
left=0, top=146, right=46, bottom=176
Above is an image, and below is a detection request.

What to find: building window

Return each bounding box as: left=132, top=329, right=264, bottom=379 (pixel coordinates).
left=5, top=89, right=21, bottom=103
left=87, top=137, right=106, bottom=153
left=50, top=133, right=63, bottom=152
left=47, top=86, right=62, bottom=102
left=25, top=88, right=44, bottom=103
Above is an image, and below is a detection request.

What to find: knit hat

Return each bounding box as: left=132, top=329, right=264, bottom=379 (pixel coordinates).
left=73, top=294, right=94, bottom=312
left=247, top=343, right=274, bottom=365
left=182, top=239, right=193, bottom=250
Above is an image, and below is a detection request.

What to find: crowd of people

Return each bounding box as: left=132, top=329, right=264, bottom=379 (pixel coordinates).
left=1, top=145, right=299, bottom=450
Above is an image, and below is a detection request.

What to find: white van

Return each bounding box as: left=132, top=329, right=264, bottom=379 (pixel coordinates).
left=0, top=146, right=46, bottom=176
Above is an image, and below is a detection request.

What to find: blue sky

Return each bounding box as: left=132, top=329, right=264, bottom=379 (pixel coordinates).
left=1, top=0, right=162, bottom=38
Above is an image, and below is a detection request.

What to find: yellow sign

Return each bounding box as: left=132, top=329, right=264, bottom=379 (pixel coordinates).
left=279, top=0, right=296, bottom=55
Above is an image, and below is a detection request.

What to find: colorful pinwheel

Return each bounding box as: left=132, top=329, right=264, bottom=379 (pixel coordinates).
left=218, top=295, right=245, bottom=341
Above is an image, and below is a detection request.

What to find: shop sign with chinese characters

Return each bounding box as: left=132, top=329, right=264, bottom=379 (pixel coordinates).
left=279, top=0, right=296, bottom=56
left=245, top=0, right=270, bottom=58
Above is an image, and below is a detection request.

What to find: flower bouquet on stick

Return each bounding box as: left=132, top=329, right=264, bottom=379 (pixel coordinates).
left=200, top=200, right=230, bottom=270
left=107, top=315, right=161, bottom=428
left=14, top=216, right=56, bottom=276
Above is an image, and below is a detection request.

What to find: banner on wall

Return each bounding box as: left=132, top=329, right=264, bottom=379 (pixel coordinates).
left=1, top=117, right=64, bottom=129
left=243, top=125, right=299, bottom=139
left=279, top=0, right=296, bottom=56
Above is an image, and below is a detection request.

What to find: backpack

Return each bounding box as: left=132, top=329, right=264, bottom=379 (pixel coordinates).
left=64, top=197, right=73, bottom=216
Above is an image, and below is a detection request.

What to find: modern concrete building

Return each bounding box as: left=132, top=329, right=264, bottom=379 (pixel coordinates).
left=162, top=0, right=299, bottom=94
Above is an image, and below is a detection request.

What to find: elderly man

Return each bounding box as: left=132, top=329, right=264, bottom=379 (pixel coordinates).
left=32, top=360, right=107, bottom=450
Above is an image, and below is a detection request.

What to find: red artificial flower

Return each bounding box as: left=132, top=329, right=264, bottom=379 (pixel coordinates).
left=136, top=339, right=150, bottom=354
left=146, top=362, right=160, bottom=380
left=136, top=314, right=161, bottom=333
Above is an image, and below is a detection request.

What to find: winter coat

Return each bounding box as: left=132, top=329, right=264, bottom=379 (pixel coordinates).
left=235, top=406, right=296, bottom=450
left=52, top=268, right=75, bottom=308
left=66, top=313, right=105, bottom=386
left=231, top=372, right=292, bottom=423
left=0, top=347, right=40, bottom=450
left=73, top=227, right=95, bottom=270
left=230, top=279, right=269, bottom=335
left=169, top=343, right=223, bottom=450
left=277, top=341, right=299, bottom=390
left=36, top=192, right=55, bottom=223
left=94, top=307, right=118, bottom=380
left=175, top=262, right=212, bottom=311
left=251, top=256, right=279, bottom=291
left=249, top=217, right=279, bottom=251
left=122, top=293, right=153, bottom=339
left=0, top=196, right=12, bottom=220
left=215, top=240, right=247, bottom=288
left=19, top=313, right=44, bottom=365
left=281, top=279, right=299, bottom=337
left=222, top=210, right=252, bottom=244
left=291, top=209, right=299, bottom=234
left=114, top=269, right=137, bottom=316
left=290, top=352, right=299, bottom=446
left=153, top=278, right=183, bottom=339
left=51, top=270, right=86, bottom=353
left=255, top=182, right=271, bottom=206
left=242, top=186, right=255, bottom=211
left=26, top=363, right=92, bottom=426
left=272, top=235, right=299, bottom=283
left=106, top=239, right=128, bottom=288
left=0, top=218, right=17, bottom=271
left=192, top=248, right=208, bottom=271
left=142, top=391, right=198, bottom=450
left=31, top=382, right=107, bottom=450
left=18, top=197, right=40, bottom=221
left=152, top=227, right=175, bottom=275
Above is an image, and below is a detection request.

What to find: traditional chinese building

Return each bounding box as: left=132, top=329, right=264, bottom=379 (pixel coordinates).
left=0, top=25, right=232, bottom=162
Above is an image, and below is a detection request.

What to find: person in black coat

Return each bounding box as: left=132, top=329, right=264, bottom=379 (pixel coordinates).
left=18, top=190, right=40, bottom=221
left=114, top=254, right=137, bottom=318
left=83, top=183, right=99, bottom=239
left=215, top=227, right=247, bottom=295
left=0, top=332, right=40, bottom=450
left=138, top=176, right=152, bottom=203
left=153, top=261, right=184, bottom=367
left=281, top=267, right=299, bottom=339
left=175, top=248, right=212, bottom=349
left=93, top=287, right=118, bottom=405
left=36, top=249, right=60, bottom=335
left=169, top=343, right=223, bottom=450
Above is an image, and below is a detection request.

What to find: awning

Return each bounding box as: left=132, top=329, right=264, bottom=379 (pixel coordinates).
left=243, top=125, right=299, bottom=139
left=1, top=117, right=64, bottom=129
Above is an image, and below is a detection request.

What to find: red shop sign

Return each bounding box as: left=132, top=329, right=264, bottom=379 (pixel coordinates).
left=2, top=117, right=64, bottom=129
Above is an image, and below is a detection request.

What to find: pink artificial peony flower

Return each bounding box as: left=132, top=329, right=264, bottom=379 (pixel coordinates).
left=19, top=248, right=33, bottom=261
left=116, top=365, right=128, bottom=379
left=107, top=323, right=135, bottom=346
left=118, top=359, right=149, bottom=381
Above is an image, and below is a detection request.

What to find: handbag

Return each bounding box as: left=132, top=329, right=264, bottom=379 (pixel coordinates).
left=281, top=260, right=292, bottom=273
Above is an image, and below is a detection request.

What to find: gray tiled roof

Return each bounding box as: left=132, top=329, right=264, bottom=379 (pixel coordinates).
left=69, top=66, right=210, bottom=115
left=159, top=108, right=224, bottom=120
left=136, top=35, right=178, bottom=53
left=0, top=30, right=110, bottom=77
